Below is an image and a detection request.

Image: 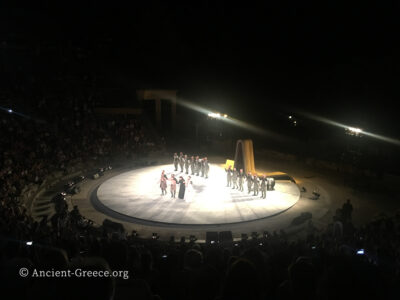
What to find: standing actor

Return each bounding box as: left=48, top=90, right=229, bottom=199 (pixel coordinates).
left=246, top=172, right=253, bottom=194
left=260, top=175, right=267, bottom=199
left=200, top=158, right=205, bottom=177
left=160, top=170, right=168, bottom=195
left=184, top=155, right=189, bottom=174
left=226, top=165, right=232, bottom=187
left=232, top=168, right=238, bottom=189
left=204, top=157, right=210, bottom=179
left=173, top=153, right=179, bottom=171
left=195, top=156, right=200, bottom=176
left=179, top=152, right=184, bottom=172
left=190, top=156, right=195, bottom=175
left=253, top=174, right=259, bottom=196
left=169, top=174, right=177, bottom=198
left=238, top=169, right=244, bottom=191
left=178, top=176, right=186, bottom=199
left=185, top=176, right=194, bottom=202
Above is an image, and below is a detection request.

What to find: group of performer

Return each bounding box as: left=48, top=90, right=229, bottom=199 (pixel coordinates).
left=158, top=153, right=211, bottom=201
left=160, top=170, right=193, bottom=200
left=225, top=166, right=275, bottom=199
left=173, top=152, right=209, bottom=179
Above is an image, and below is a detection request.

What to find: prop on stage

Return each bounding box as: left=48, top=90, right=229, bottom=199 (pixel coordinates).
left=234, top=139, right=256, bottom=174
left=225, top=159, right=235, bottom=170
left=230, top=139, right=296, bottom=183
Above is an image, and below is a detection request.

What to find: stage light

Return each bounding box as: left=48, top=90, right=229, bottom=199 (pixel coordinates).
left=8, top=109, right=13, bottom=113
left=169, top=97, right=292, bottom=141
left=345, top=126, right=362, bottom=137
left=208, top=112, right=224, bottom=119
left=297, top=110, right=400, bottom=146
left=26, top=241, right=33, bottom=246
left=356, top=249, right=365, bottom=255
left=288, top=115, right=292, bottom=119
left=348, top=127, right=362, bottom=133
left=152, top=233, right=159, bottom=240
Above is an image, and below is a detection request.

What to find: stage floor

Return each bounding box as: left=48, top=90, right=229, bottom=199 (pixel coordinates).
left=95, top=164, right=300, bottom=225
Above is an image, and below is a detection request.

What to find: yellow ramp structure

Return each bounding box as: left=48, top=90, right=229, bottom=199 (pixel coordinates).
left=234, top=139, right=256, bottom=174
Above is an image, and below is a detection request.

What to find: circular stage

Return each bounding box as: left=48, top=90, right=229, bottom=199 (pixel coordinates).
left=95, top=164, right=300, bottom=225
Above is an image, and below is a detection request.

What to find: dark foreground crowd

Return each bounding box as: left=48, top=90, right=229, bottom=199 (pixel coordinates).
left=2, top=187, right=400, bottom=300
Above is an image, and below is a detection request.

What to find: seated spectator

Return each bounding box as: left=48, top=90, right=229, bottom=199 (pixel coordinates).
left=67, top=257, right=115, bottom=300
left=218, top=258, right=262, bottom=300
left=277, top=256, right=316, bottom=300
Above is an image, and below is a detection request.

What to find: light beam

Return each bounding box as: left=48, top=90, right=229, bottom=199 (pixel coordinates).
left=297, top=111, right=400, bottom=146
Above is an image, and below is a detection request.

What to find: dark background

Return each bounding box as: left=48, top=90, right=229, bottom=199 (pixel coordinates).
left=1, top=1, right=399, bottom=169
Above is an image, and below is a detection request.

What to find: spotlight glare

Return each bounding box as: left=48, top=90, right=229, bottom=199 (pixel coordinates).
left=348, top=127, right=362, bottom=133
left=345, top=126, right=363, bottom=137
left=208, top=112, right=225, bottom=119
left=8, top=109, right=13, bottom=113
left=152, top=95, right=291, bottom=141
left=296, top=110, right=400, bottom=146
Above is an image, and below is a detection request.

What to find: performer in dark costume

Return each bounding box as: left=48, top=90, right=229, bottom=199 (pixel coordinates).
left=200, top=158, right=205, bottom=177
left=178, top=176, right=186, bottom=199
left=184, top=154, right=189, bottom=174
left=260, top=175, right=267, bottom=199
left=204, top=157, right=210, bottom=179
left=190, top=156, right=195, bottom=175
left=160, top=170, right=168, bottom=195
left=173, top=153, right=179, bottom=171
left=195, top=156, right=200, bottom=176
left=225, top=165, right=232, bottom=187
left=169, top=174, right=177, bottom=198
left=238, top=169, right=244, bottom=191
left=179, top=152, right=184, bottom=172
left=253, top=174, right=259, bottom=196
left=232, top=168, right=238, bottom=189
left=246, top=172, right=253, bottom=194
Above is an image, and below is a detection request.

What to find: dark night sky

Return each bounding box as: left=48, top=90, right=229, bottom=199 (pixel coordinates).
left=2, top=1, right=400, bottom=136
